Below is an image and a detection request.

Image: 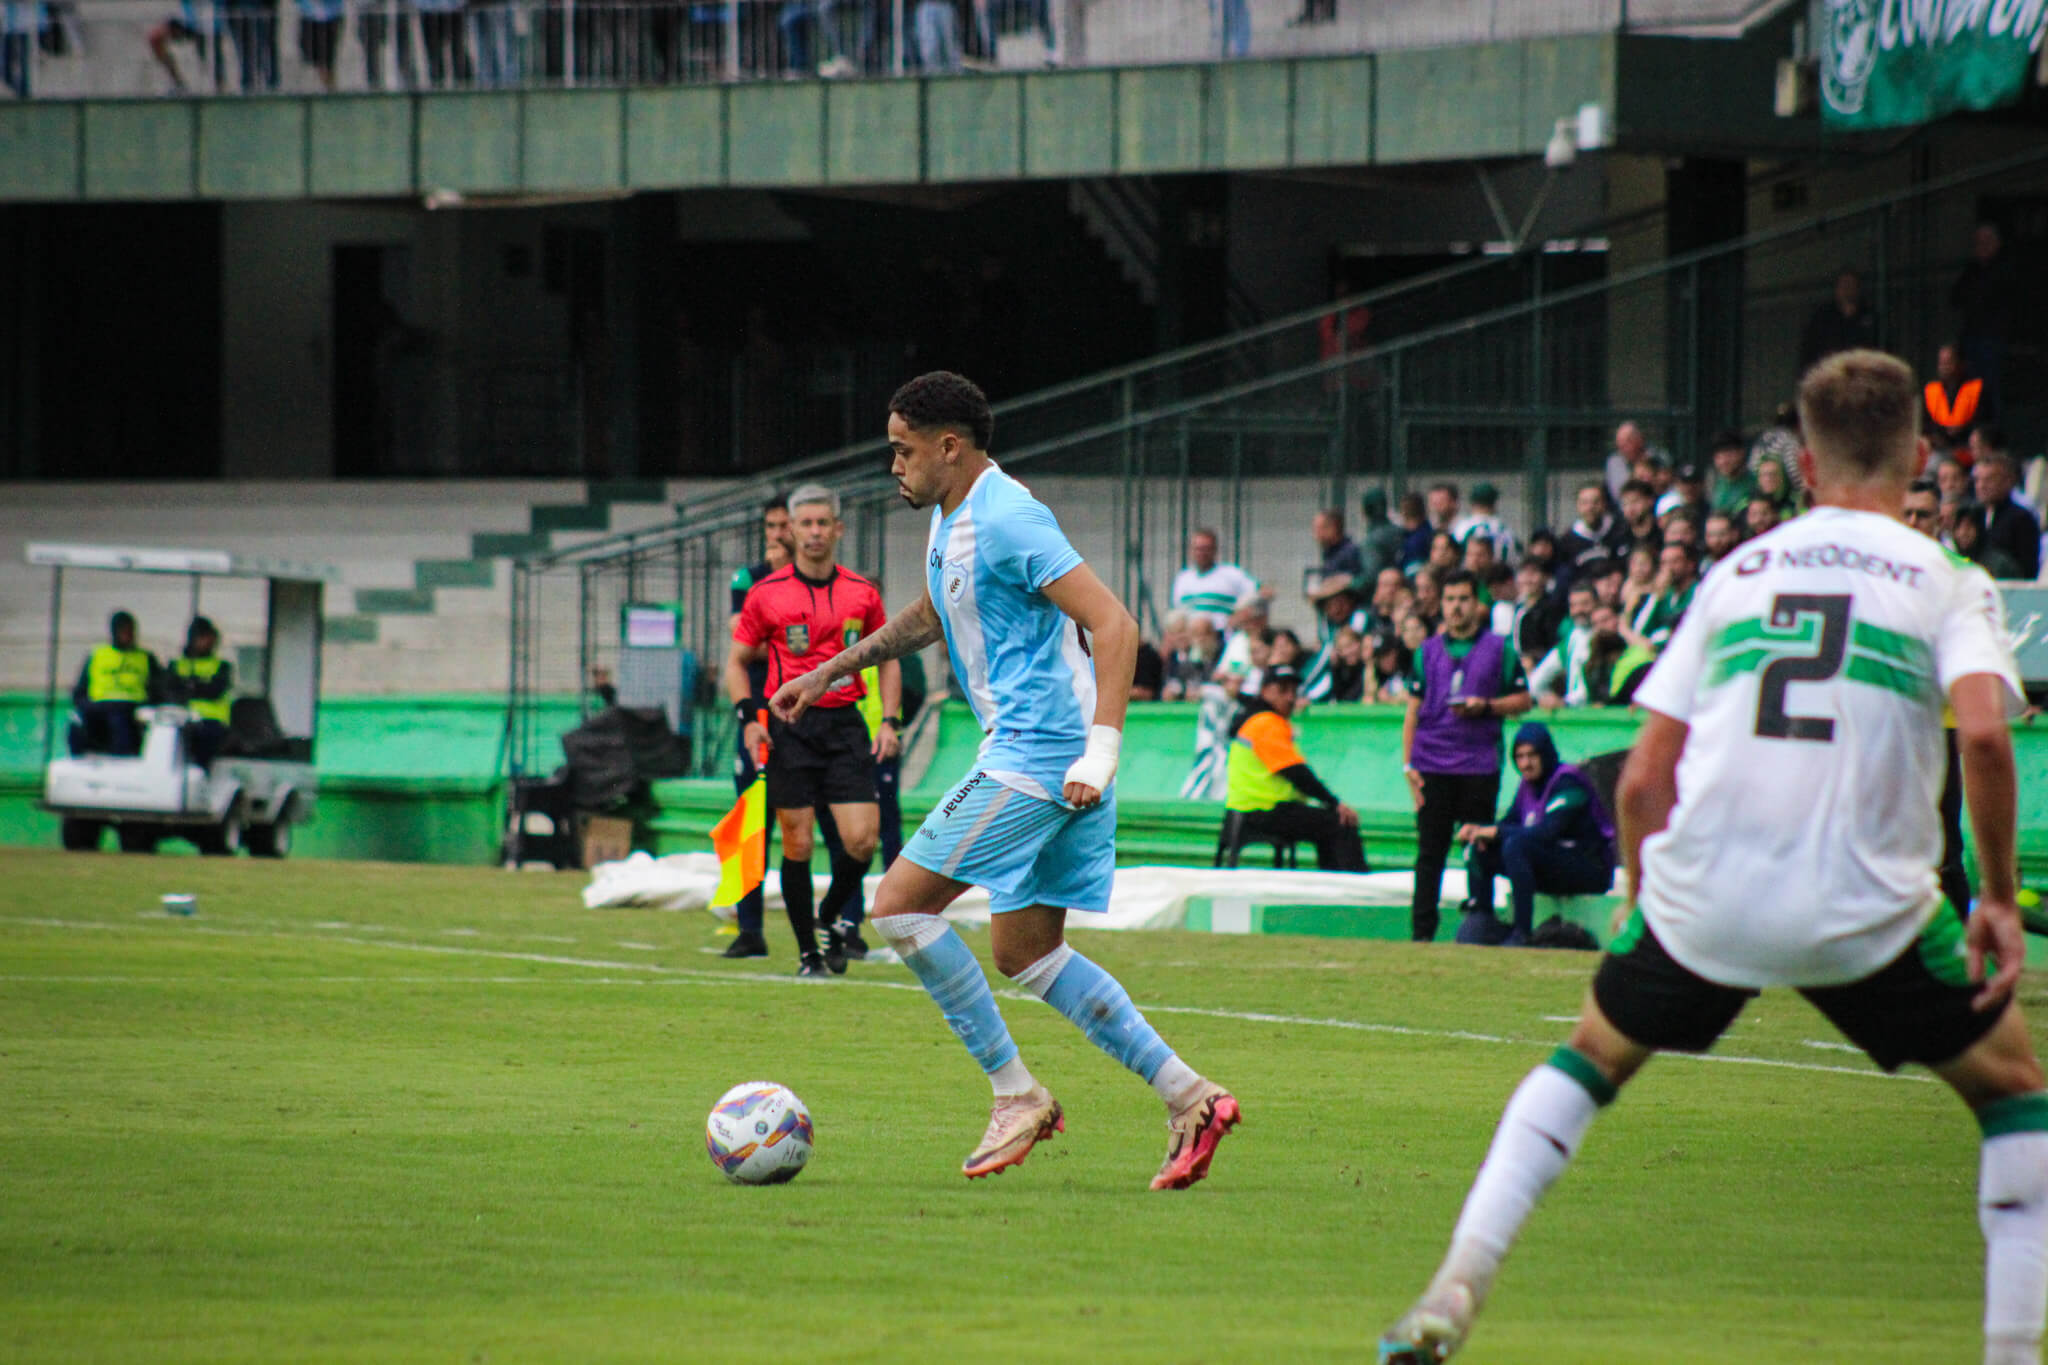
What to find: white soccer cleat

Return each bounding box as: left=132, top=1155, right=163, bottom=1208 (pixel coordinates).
left=962, top=1083, right=1063, bottom=1179
left=1376, top=1281, right=1477, bottom=1364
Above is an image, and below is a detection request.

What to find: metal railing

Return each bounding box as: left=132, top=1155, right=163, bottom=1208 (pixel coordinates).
left=6, top=0, right=1790, bottom=100
left=504, top=139, right=2048, bottom=785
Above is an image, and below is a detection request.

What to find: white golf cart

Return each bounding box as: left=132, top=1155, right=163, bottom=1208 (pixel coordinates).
left=33, top=543, right=334, bottom=857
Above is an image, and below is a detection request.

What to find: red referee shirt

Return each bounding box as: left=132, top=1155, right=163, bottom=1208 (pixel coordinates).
left=734, top=564, right=887, bottom=708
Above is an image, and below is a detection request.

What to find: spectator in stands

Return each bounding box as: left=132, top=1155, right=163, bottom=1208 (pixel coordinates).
left=1951, top=506, right=2019, bottom=580
left=1583, top=603, right=1654, bottom=707
left=1324, top=628, right=1368, bottom=703
left=471, top=0, right=520, bottom=85
left=1453, top=481, right=1518, bottom=562
left=357, top=0, right=415, bottom=87
left=1953, top=222, right=2015, bottom=422
left=1426, top=482, right=1461, bottom=538
left=295, top=0, right=342, bottom=89
left=1701, top=511, right=1741, bottom=568
left=1923, top=343, right=1983, bottom=451
left=1753, top=454, right=1797, bottom=516
left=1131, top=634, right=1165, bottom=701
left=1612, top=478, right=1661, bottom=560
left=1751, top=404, right=1807, bottom=498
left=1223, top=666, right=1367, bottom=870
left=1798, top=266, right=1877, bottom=375
left=1410, top=568, right=1443, bottom=634
left=1172, top=527, right=1258, bottom=632
left=1587, top=558, right=1625, bottom=611
left=1604, top=422, right=1662, bottom=505
left=1557, top=481, right=1623, bottom=586
left=1481, top=562, right=1516, bottom=633
left=1662, top=509, right=1701, bottom=558
left=1462, top=533, right=1499, bottom=582
left=1212, top=592, right=1270, bottom=697
left=1454, top=721, right=1616, bottom=946
left=71, top=611, right=162, bottom=758
left=1365, top=566, right=1406, bottom=644
left=1745, top=491, right=1783, bottom=540
left=1506, top=558, right=1560, bottom=666
left=1631, top=541, right=1700, bottom=651
left=225, top=0, right=280, bottom=91
left=1, top=0, right=44, bottom=98
left=1529, top=582, right=1598, bottom=710
left=1521, top=528, right=1558, bottom=581
left=1309, top=507, right=1364, bottom=603
left=1372, top=634, right=1414, bottom=703
left=413, top=0, right=470, bottom=84
left=1934, top=452, right=1973, bottom=517
left=1422, top=531, right=1459, bottom=578
left=147, top=2, right=211, bottom=94
left=1401, top=569, right=1532, bottom=942
left=1214, top=0, right=1249, bottom=57
left=1708, top=429, right=1757, bottom=517
left=1970, top=449, right=2041, bottom=581
left=1630, top=451, right=1674, bottom=501
left=167, top=616, right=234, bottom=770
left=1162, top=612, right=1219, bottom=701
left=1617, top=544, right=1658, bottom=625
left=1670, top=462, right=1710, bottom=527
left=913, top=0, right=962, bottom=70
left=1359, top=487, right=1406, bottom=581
left=1396, top=492, right=1432, bottom=574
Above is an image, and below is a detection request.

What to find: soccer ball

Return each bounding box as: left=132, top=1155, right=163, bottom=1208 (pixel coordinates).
left=705, top=1081, right=814, bottom=1185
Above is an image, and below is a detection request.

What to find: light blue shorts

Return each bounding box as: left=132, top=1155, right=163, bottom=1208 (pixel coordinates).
left=902, top=768, right=1117, bottom=914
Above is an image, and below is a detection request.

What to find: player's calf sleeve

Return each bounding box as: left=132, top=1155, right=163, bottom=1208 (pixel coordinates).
left=1009, top=945, right=1202, bottom=1107
left=872, top=914, right=1027, bottom=1091
left=819, top=851, right=870, bottom=930
left=1977, top=1096, right=2048, bottom=1365
left=1443, top=1048, right=1615, bottom=1295
left=779, top=859, right=818, bottom=953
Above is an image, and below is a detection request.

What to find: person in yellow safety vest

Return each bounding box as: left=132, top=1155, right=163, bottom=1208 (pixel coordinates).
left=168, top=616, right=234, bottom=769
left=1223, top=665, right=1369, bottom=871
left=70, top=610, right=162, bottom=757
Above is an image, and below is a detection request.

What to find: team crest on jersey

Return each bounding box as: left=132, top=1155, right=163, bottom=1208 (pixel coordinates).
left=944, top=563, right=968, bottom=604
left=785, top=623, right=810, bottom=654
left=841, top=617, right=862, bottom=648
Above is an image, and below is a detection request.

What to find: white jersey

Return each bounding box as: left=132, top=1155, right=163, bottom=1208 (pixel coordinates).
left=1633, top=506, right=2023, bottom=989
left=1171, top=563, right=1258, bottom=630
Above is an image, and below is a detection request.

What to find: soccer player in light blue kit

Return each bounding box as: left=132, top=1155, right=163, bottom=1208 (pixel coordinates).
left=770, top=372, right=1241, bottom=1188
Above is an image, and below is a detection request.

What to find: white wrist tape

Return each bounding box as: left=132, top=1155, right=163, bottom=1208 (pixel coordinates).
left=1062, top=725, right=1122, bottom=793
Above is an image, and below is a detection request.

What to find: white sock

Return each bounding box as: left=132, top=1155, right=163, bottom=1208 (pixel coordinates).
left=1009, top=942, right=1072, bottom=998
left=989, top=1055, right=1037, bottom=1098
left=871, top=912, right=950, bottom=955
left=1440, top=1055, right=1609, bottom=1301
left=1982, top=1130, right=2048, bottom=1365
left=1149, top=1056, right=1205, bottom=1109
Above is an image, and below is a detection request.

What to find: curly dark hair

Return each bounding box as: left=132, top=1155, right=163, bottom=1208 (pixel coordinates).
left=888, top=371, right=994, bottom=451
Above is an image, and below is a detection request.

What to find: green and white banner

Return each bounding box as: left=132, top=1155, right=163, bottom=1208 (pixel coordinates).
left=1821, top=0, right=2048, bottom=129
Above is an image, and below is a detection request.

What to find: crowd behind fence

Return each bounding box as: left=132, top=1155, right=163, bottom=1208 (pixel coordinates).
left=6, top=0, right=1726, bottom=100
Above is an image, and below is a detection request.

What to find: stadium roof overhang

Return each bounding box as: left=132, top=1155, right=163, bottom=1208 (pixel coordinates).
left=27, top=543, right=341, bottom=584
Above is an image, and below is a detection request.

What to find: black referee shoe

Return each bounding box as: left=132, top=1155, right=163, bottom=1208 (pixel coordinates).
left=721, top=931, right=768, bottom=959
left=836, top=923, right=870, bottom=961
left=821, top=927, right=849, bottom=975
left=796, top=952, right=831, bottom=978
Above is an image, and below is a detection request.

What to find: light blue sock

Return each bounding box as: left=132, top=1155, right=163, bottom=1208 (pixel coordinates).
left=873, top=915, right=1019, bottom=1077
left=1029, top=947, right=1173, bottom=1083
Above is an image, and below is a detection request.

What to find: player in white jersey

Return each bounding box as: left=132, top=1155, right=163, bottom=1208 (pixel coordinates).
left=1381, top=350, right=2048, bottom=1365
left=770, top=371, right=1240, bottom=1190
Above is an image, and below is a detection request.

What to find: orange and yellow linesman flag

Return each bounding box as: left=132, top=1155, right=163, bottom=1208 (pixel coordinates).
left=710, top=776, right=767, bottom=908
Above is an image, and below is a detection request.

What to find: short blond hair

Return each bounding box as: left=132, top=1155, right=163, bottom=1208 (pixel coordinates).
left=1796, top=349, right=1918, bottom=481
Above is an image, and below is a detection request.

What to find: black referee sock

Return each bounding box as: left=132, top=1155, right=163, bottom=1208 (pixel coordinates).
left=780, top=859, right=819, bottom=957
left=820, top=851, right=871, bottom=932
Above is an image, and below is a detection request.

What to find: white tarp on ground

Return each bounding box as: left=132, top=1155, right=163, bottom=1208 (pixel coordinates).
left=579, top=852, right=1471, bottom=932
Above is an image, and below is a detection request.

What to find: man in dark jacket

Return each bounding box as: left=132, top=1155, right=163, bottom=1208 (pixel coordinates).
left=1971, top=448, right=2040, bottom=582
left=1798, top=267, right=1877, bottom=374
left=1454, top=722, right=1615, bottom=946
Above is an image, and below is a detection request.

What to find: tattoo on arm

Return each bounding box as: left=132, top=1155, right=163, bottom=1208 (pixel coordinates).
left=824, top=595, right=943, bottom=681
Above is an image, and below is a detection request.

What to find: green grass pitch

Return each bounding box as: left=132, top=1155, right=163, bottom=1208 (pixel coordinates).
left=0, top=848, right=2028, bottom=1362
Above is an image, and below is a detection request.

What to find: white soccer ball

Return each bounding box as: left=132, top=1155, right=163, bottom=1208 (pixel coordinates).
left=705, top=1081, right=814, bottom=1185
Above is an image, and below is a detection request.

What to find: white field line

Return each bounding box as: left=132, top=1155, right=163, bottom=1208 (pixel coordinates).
left=0, top=914, right=1928, bottom=1085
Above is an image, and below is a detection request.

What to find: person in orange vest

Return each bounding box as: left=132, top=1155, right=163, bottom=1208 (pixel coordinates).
left=1923, top=343, right=1983, bottom=451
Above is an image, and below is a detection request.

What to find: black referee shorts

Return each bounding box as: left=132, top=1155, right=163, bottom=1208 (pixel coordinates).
left=765, top=705, right=877, bottom=810
left=1594, top=904, right=2007, bottom=1073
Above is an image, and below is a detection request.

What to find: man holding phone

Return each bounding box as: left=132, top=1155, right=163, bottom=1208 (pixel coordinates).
left=1402, top=568, right=1533, bottom=943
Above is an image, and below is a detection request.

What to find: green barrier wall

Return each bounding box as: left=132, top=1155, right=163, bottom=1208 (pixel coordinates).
left=656, top=699, right=2048, bottom=881
left=0, top=693, right=584, bottom=865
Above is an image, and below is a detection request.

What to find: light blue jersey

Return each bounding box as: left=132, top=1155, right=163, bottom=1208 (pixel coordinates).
left=926, top=464, right=1098, bottom=799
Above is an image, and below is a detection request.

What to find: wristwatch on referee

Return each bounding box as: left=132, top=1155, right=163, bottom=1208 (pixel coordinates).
left=881, top=714, right=904, bottom=728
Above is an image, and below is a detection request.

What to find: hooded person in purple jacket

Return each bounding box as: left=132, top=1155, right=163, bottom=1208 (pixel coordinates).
left=1454, top=722, right=1616, bottom=946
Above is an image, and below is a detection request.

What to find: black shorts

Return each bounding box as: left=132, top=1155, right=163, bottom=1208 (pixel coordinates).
left=1593, top=904, right=2007, bottom=1073
left=765, top=705, right=876, bottom=810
